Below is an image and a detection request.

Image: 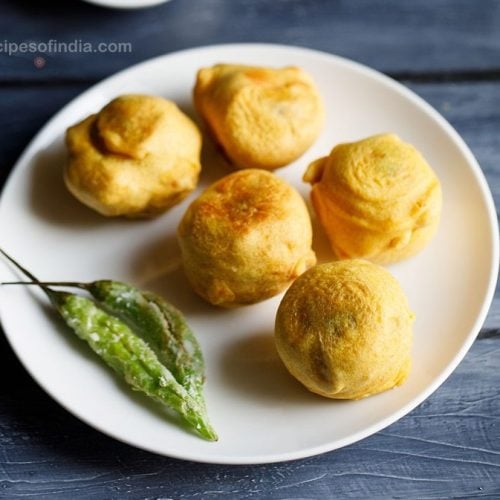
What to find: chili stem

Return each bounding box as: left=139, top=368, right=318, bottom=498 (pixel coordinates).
left=0, top=248, right=58, bottom=303
left=2, top=281, right=87, bottom=288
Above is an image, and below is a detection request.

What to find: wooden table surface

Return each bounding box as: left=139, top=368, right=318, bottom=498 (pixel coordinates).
left=0, top=1, right=499, bottom=498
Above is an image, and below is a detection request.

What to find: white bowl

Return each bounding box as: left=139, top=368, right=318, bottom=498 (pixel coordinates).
left=83, top=0, right=171, bottom=9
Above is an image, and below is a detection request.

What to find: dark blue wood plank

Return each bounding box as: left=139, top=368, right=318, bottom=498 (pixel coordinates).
left=0, top=0, right=499, bottom=82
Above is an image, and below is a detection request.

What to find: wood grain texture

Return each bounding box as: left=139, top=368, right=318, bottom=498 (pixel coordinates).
left=0, top=0, right=499, bottom=497
left=0, top=0, right=499, bottom=81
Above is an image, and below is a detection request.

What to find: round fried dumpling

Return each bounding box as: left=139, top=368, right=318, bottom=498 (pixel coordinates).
left=275, top=260, right=415, bottom=400
left=304, top=134, right=442, bottom=263
left=178, top=169, right=316, bottom=307
left=65, top=94, right=202, bottom=217
left=194, top=64, right=324, bottom=170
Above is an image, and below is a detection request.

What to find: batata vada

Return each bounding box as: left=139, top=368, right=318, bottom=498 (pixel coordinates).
left=178, top=169, right=316, bottom=307
left=65, top=94, right=202, bottom=217
left=275, top=259, right=415, bottom=399
left=304, top=133, right=442, bottom=263
left=194, top=64, right=324, bottom=170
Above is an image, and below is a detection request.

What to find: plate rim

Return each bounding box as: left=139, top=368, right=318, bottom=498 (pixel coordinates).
left=0, top=43, right=498, bottom=464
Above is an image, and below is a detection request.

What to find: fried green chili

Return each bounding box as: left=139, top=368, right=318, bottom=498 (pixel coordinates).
left=0, top=249, right=217, bottom=441
left=3, top=280, right=206, bottom=402
left=53, top=291, right=217, bottom=440
left=84, top=280, right=205, bottom=403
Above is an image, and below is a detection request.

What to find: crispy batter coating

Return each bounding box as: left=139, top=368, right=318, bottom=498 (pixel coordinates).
left=65, top=94, right=202, bottom=217
left=275, top=260, right=415, bottom=400
left=178, top=169, right=316, bottom=307
left=194, top=64, right=324, bottom=170
left=304, top=134, right=442, bottom=263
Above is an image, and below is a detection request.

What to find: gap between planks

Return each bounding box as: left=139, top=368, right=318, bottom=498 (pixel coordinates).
left=1, top=69, right=500, bottom=88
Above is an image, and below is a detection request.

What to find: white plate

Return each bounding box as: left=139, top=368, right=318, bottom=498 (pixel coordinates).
left=0, top=44, right=497, bottom=464
left=83, top=0, right=171, bottom=9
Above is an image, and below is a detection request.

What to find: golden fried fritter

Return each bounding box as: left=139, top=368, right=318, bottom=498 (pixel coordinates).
left=178, top=169, right=316, bottom=307
left=304, top=134, right=442, bottom=263
left=65, top=94, right=202, bottom=217
left=194, top=64, right=324, bottom=170
left=275, top=259, right=415, bottom=399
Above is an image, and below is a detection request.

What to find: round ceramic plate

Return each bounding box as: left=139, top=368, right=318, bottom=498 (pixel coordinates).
left=0, top=44, right=497, bottom=464
left=82, top=0, right=170, bottom=9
